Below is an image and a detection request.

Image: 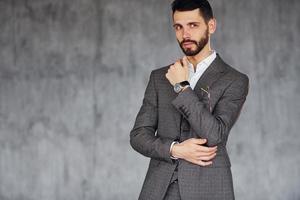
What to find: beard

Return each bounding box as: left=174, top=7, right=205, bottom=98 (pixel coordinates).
left=178, top=29, right=209, bottom=56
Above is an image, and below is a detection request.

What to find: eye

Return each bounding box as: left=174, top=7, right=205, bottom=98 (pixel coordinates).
left=189, top=23, right=198, bottom=28
left=173, top=24, right=182, bottom=31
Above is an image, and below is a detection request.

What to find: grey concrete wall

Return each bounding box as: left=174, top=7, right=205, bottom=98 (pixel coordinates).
left=0, top=0, right=299, bottom=199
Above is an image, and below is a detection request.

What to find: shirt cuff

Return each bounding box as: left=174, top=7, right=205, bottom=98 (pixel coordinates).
left=170, top=141, right=179, bottom=159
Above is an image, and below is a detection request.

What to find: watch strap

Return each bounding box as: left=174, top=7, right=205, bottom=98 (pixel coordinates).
left=179, top=81, right=190, bottom=87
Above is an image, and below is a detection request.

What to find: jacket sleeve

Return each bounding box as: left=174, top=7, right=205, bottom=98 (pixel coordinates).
left=171, top=74, right=249, bottom=147
left=130, top=71, right=174, bottom=163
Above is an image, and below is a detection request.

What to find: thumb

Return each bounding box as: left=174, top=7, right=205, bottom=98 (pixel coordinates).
left=182, top=56, right=189, bottom=80
left=182, top=56, right=189, bottom=69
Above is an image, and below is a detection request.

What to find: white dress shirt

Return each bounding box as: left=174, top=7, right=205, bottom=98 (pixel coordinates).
left=169, top=50, right=217, bottom=159
left=188, top=50, right=217, bottom=90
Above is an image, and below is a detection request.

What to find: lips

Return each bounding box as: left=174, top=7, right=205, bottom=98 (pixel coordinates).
left=181, top=39, right=196, bottom=46
left=183, top=42, right=195, bottom=48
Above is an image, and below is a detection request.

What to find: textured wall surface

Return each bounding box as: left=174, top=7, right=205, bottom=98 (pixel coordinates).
left=0, top=0, right=299, bottom=199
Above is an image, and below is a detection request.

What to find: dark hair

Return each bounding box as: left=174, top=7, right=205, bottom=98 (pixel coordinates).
left=171, top=0, right=214, bottom=23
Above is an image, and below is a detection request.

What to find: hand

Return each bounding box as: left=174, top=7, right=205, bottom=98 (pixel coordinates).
left=165, top=56, right=189, bottom=86
left=171, top=138, right=217, bottom=166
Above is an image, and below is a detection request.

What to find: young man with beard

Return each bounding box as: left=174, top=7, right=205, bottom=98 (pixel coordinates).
left=130, top=0, right=249, bottom=199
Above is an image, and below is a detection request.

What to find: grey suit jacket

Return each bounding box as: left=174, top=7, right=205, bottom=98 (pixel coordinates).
left=130, top=54, right=249, bottom=200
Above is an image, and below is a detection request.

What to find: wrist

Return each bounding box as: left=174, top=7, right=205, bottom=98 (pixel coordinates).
left=174, top=81, right=190, bottom=93
left=170, top=141, right=179, bottom=159
left=171, top=143, right=182, bottom=159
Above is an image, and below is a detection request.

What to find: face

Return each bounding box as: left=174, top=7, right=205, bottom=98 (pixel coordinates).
left=173, top=9, right=215, bottom=56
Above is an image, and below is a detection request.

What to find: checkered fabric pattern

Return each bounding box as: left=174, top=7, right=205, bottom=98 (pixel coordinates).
left=130, top=55, right=249, bottom=200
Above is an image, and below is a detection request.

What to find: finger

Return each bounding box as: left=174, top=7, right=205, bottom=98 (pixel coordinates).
left=194, top=150, right=216, bottom=158
left=206, top=150, right=218, bottom=156
left=195, top=150, right=217, bottom=157
left=196, top=145, right=218, bottom=153
left=191, top=138, right=207, bottom=145
left=197, top=153, right=217, bottom=161
left=197, top=160, right=213, bottom=166
left=179, top=58, right=183, bottom=66
left=165, top=73, right=170, bottom=80
left=174, top=60, right=182, bottom=68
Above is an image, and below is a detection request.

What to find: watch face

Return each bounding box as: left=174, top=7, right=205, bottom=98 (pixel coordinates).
left=174, top=83, right=182, bottom=93
left=179, top=81, right=190, bottom=87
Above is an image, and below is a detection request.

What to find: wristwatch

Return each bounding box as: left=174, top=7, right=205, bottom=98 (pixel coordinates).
left=174, top=81, right=190, bottom=93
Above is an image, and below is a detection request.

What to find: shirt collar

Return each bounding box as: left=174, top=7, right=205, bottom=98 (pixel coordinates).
left=187, top=50, right=217, bottom=72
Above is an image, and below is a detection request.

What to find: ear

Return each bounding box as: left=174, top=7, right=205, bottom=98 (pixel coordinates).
left=207, top=18, right=217, bottom=34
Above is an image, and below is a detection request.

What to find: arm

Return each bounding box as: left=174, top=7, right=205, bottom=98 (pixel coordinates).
left=171, top=74, right=249, bottom=147
left=130, top=71, right=174, bottom=164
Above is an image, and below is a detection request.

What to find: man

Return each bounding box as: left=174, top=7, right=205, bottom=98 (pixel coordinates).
left=130, top=0, right=249, bottom=199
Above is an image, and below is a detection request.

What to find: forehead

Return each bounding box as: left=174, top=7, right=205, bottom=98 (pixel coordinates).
left=173, top=9, right=204, bottom=24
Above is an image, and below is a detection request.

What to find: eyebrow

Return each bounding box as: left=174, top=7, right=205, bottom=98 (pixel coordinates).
left=187, top=22, right=201, bottom=25
left=173, top=21, right=201, bottom=27
left=173, top=23, right=182, bottom=28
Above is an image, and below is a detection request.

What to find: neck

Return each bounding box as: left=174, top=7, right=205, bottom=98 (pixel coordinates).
left=187, top=42, right=213, bottom=71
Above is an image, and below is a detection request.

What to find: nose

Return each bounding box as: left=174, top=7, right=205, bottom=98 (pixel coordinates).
left=182, top=27, right=191, bottom=39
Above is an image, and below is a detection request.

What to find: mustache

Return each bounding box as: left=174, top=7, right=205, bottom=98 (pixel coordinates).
left=180, top=39, right=198, bottom=46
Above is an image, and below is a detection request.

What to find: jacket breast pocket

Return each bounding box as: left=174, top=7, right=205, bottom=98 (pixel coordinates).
left=200, top=88, right=223, bottom=113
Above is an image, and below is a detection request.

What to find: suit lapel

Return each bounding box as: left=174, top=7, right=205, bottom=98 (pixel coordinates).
left=170, top=54, right=227, bottom=131
left=194, top=54, right=226, bottom=98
